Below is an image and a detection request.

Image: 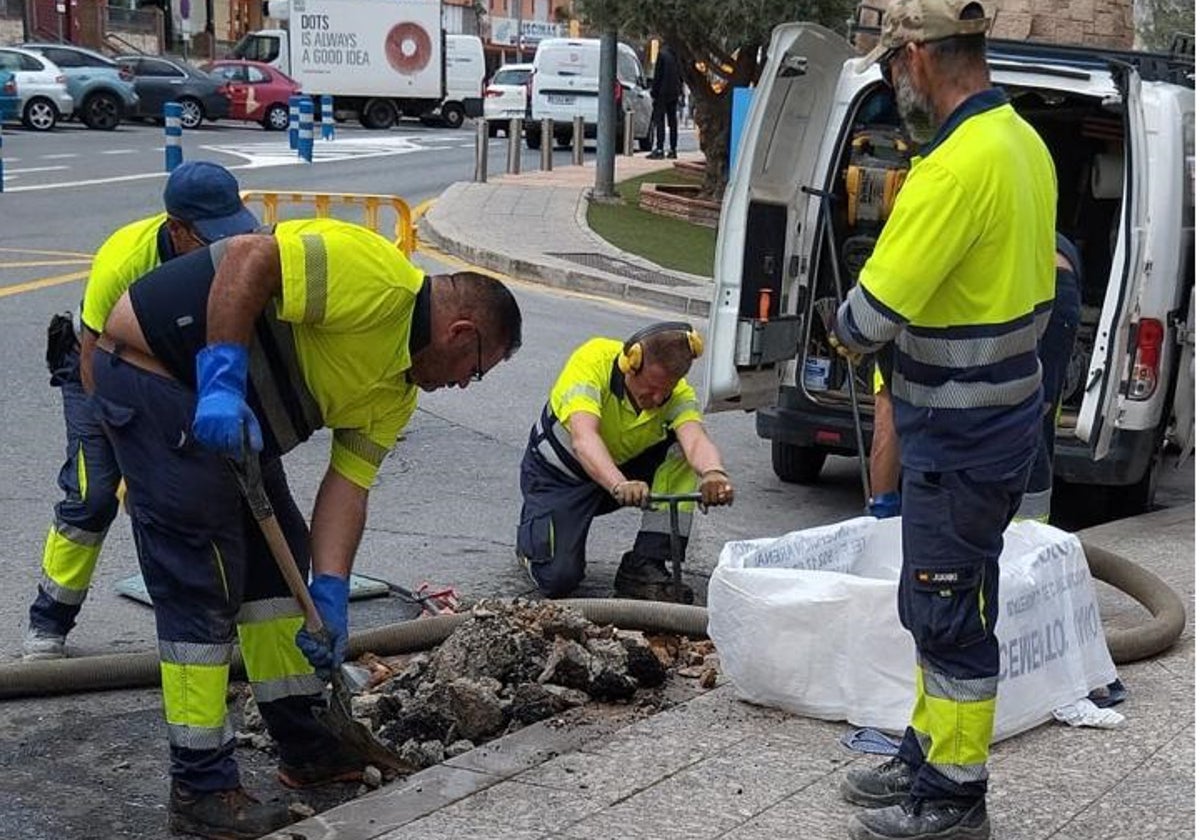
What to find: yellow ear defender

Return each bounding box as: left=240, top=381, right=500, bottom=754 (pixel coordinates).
left=617, top=322, right=704, bottom=374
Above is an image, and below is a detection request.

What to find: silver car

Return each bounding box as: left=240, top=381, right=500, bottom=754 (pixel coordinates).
left=0, top=46, right=73, bottom=131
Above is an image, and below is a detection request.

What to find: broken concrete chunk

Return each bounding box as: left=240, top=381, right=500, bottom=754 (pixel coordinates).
left=614, top=630, right=666, bottom=688
left=446, top=739, right=475, bottom=757
left=424, top=677, right=507, bottom=741
left=362, top=765, right=384, bottom=789
left=537, top=638, right=593, bottom=692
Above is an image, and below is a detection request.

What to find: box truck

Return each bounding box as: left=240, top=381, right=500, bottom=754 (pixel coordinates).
left=232, top=0, right=484, bottom=129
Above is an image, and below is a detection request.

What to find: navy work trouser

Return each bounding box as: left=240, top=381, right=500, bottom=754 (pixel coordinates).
left=1019, top=267, right=1082, bottom=521
left=30, top=347, right=123, bottom=636
left=92, top=348, right=339, bottom=792
left=895, top=450, right=1032, bottom=803
left=516, top=428, right=691, bottom=598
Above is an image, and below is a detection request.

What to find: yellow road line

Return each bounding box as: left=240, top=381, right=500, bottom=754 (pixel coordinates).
left=0, top=269, right=89, bottom=299
left=0, top=247, right=94, bottom=258
left=411, top=198, right=436, bottom=222
left=0, top=259, right=93, bottom=269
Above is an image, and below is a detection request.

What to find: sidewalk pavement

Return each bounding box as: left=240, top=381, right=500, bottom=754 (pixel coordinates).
left=266, top=504, right=1194, bottom=840
left=420, top=151, right=715, bottom=317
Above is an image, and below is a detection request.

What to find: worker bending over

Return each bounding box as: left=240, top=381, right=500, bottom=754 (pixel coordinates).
left=93, top=218, right=522, bottom=839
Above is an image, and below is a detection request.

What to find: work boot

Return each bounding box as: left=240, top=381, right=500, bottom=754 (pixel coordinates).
left=666, top=149, right=678, bottom=159
left=849, top=798, right=990, bottom=840
left=278, top=743, right=366, bottom=789
left=22, top=626, right=66, bottom=661
left=613, top=552, right=694, bottom=604
left=168, top=782, right=295, bottom=840
left=841, top=756, right=914, bottom=808
left=647, top=149, right=665, bottom=160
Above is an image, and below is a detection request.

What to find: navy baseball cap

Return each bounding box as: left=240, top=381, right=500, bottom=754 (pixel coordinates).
left=162, top=161, right=259, bottom=242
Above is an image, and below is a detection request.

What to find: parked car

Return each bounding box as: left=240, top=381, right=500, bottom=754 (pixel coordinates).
left=527, top=38, right=653, bottom=151
left=0, top=70, right=18, bottom=125
left=19, top=43, right=138, bottom=130
left=484, top=62, right=532, bottom=137
left=0, top=46, right=73, bottom=131
left=703, top=22, right=1196, bottom=519
left=114, top=54, right=230, bottom=128
left=201, top=58, right=299, bottom=130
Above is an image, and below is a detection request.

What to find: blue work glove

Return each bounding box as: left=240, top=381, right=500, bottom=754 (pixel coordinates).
left=296, top=574, right=350, bottom=680
left=868, top=491, right=901, bottom=519
left=192, top=343, right=262, bottom=456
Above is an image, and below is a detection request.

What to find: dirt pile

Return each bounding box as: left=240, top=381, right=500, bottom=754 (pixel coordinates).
left=239, top=599, right=719, bottom=775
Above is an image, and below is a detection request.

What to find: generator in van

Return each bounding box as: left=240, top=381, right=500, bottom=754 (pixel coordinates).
left=701, top=23, right=1194, bottom=518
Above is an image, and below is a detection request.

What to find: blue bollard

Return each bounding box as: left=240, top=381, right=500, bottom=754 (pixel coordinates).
left=320, top=94, right=335, bottom=141
left=298, top=98, right=314, bottom=162
left=164, top=101, right=183, bottom=172
left=288, top=95, right=300, bottom=150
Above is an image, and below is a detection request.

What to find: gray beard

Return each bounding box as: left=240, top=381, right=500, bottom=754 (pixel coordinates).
left=894, top=72, right=937, bottom=145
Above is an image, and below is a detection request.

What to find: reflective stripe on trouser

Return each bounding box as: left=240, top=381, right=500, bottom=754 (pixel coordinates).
left=30, top=351, right=122, bottom=636
left=516, top=431, right=695, bottom=598
left=91, top=351, right=341, bottom=791
left=895, top=450, right=1031, bottom=802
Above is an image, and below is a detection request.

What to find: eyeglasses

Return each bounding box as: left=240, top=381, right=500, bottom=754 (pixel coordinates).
left=879, top=47, right=899, bottom=89
left=470, top=326, right=485, bottom=382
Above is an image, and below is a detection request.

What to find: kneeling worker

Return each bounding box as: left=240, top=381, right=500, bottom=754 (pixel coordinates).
left=516, top=322, right=734, bottom=603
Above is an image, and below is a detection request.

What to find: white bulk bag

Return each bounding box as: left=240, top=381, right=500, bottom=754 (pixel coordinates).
left=707, top=517, right=1117, bottom=742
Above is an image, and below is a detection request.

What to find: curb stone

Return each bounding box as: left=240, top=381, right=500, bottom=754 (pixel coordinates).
left=419, top=184, right=713, bottom=319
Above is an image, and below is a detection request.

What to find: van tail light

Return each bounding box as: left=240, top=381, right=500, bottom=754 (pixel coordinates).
left=55, top=74, right=67, bottom=84
left=2, top=79, right=15, bottom=95
left=1128, top=318, right=1165, bottom=400
left=485, top=87, right=503, bottom=97
left=613, top=81, right=623, bottom=106
left=118, top=67, right=134, bottom=82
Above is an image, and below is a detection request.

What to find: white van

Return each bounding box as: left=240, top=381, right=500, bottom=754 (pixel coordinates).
left=527, top=37, right=653, bottom=150
left=437, top=33, right=485, bottom=128
left=702, top=23, right=1194, bottom=518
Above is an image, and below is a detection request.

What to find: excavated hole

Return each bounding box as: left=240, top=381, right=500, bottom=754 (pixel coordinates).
left=235, top=599, right=720, bottom=795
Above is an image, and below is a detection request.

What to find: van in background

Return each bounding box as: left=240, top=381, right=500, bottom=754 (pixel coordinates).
left=526, top=37, right=652, bottom=150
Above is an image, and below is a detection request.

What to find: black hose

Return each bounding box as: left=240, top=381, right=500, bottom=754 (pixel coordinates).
left=0, top=548, right=1183, bottom=700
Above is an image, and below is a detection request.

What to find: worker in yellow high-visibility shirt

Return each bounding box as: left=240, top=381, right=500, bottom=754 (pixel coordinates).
left=24, top=161, right=259, bottom=661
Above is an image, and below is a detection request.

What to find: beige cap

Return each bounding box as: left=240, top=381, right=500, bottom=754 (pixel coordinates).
left=854, top=0, right=991, bottom=73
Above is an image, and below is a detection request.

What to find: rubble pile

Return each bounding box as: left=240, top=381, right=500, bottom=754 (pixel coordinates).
left=237, top=599, right=719, bottom=775
left=371, top=599, right=718, bottom=768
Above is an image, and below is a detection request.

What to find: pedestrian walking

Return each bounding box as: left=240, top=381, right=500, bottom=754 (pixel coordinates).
left=23, top=161, right=259, bottom=661
left=91, top=218, right=523, bottom=839
left=648, top=43, right=683, bottom=159
left=515, top=323, right=733, bottom=603
left=829, top=1, right=1058, bottom=838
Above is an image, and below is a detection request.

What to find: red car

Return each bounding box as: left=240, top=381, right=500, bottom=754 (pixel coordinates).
left=200, top=59, right=301, bottom=131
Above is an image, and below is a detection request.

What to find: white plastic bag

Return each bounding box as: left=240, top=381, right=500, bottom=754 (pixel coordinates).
left=707, top=517, right=1117, bottom=742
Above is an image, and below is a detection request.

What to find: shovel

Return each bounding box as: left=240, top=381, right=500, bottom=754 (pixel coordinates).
left=226, top=451, right=416, bottom=777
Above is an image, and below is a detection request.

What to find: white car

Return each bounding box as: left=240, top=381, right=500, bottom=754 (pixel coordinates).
left=484, top=62, right=532, bottom=137
left=0, top=46, right=73, bottom=131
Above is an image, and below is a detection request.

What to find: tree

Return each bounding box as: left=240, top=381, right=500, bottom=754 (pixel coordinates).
left=1136, top=0, right=1194, bottom=52
left=578, top=0, right=856, bottom=198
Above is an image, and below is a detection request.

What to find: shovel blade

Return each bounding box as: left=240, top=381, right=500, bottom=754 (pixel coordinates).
left=315, top=673, right=419, bottom=777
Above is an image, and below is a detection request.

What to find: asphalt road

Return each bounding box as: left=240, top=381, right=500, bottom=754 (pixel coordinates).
left=0, top=117, right=1190, bottom=840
